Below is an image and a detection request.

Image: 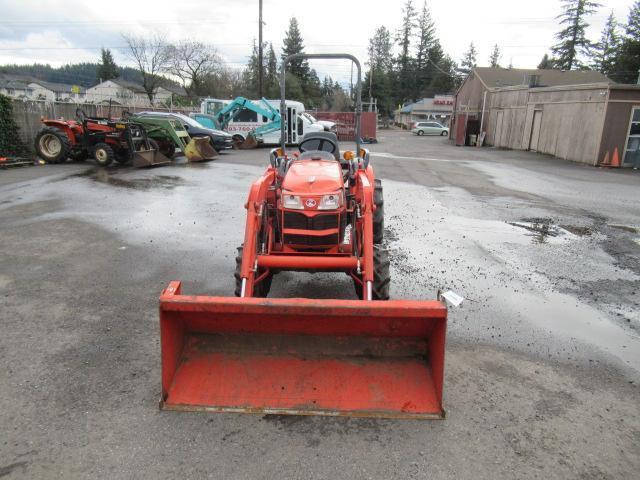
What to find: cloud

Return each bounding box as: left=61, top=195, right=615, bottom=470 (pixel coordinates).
left=0, top=0, right=634, bottom=83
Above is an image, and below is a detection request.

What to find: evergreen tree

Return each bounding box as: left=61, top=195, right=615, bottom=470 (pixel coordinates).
left=395, top=0, right=417, bottom=102
left=367, top=26, right=394, bottom=113
left=611, top=1, right=640, bottom=83
left=458, top=42, right=477, bottom=78
left=281, top=18, right=310, bottom=84
left=551, top=0, right=602, bottom=70
left=591, top=11, right=620, bottom=75
left=265, top=43, right=279, bottom=97
left=414, top=1, right=436, bottom=96
left=489, top=44, right=502, bottom=68
left=241, top=39, right=261, bottom=98
left=538, top=53, right=554, bottom=69
left=96, top=48, right=118, bottom=82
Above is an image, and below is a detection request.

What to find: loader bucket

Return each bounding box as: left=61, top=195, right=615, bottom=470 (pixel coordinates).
left=132, top=148, right=172, bottom=168
left=159, top=281, right=447, bottom=419
left=184, top=136, right=218, bottom=162
left=238, top=133, right=258, bottom=149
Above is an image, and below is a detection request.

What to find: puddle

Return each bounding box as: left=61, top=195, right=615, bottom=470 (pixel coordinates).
left=507, top=217, right=590, bottom=244
left=609, top=224, right=639, bottom=234
left=65, top=169, right=187, bottom=190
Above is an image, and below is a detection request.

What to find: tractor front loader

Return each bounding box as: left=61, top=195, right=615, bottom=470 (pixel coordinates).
left=159, top=54, right=448, bottom=419
left=127, top=114, right=217, bottom=162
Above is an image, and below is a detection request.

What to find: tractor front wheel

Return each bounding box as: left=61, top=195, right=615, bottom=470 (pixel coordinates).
left=93, top=143, right=114, bottom=167
left=234, top=246, right=272, bottom=297
left=353, top=245, right=390, bottom=300
left=373, top=179, right=384, bottom=244
left=34, top=127, right=71, bottom=164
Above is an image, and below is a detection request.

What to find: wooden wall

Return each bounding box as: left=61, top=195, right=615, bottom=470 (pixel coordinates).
left=485, top=85, right=609, bottom=165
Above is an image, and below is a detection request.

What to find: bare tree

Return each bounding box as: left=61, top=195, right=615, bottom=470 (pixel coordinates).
left=122, top=33, right=171, bottom=105
left=168, top=41, right=220, bottom=97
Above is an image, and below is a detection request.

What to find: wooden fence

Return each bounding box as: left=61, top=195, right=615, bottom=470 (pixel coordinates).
left=11, top=99, right=197, bottom=149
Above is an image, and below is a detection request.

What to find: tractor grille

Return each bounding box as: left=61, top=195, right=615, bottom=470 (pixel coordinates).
left=283, top=212, right=339, bottom=231
left=284, top=233, right=339, bottom=246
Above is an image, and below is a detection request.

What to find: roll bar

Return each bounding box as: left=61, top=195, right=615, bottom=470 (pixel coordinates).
left=280, top=53, right=362, bottom=157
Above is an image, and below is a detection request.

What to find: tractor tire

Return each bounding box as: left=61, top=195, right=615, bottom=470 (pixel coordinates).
left=232, top=135, right=245, bottom=149
left=234, top=246, right=272, bottom=297
left=34, top=127, right=71, bottom=164
left=373, top=179, right=384, bottom=244
left=93, top=143, right=114, bottom=167
left=353, top=245, right=391, bottom=300
left=417, top=130, right=424, bottom=136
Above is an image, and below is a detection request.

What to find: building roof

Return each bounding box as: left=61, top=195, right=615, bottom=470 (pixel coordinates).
left=0, top=74, right=32, bottom=90
left=473, top=67, right=612, bottom=89
left=106, top=78, right=148, bottom=94
left=400, top=97, right=454, bottom=114
left=30, top=80, right=85, bottom=94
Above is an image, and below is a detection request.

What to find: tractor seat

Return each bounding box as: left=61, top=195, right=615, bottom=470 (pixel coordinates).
left=298, top=131, right=340, bottom=161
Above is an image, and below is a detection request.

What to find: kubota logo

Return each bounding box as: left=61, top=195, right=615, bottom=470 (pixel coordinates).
left=305, top=199, right=317, bottom=208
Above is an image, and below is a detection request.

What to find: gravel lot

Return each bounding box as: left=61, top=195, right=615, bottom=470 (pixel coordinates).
left=1, top=129, right=639, bottom=479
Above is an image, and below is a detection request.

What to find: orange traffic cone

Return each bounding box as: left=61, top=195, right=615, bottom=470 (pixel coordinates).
left=600, top=151, right=610, bottom=167
left=611, top=147, right=621, bottom=168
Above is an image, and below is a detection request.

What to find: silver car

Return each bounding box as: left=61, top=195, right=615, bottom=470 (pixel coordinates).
left=412, top=121, right=449, bottom=136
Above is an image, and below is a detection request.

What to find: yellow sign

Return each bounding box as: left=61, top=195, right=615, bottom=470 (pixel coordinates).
left=71, top=85, right=81, bottom=94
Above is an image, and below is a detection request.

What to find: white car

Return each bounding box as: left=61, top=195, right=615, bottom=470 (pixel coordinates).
left=412, top=121, right=449, bottom=136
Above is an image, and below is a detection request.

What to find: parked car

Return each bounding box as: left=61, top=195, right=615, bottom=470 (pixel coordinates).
left=411, top=121, right=449, bottom=136
left=136, top=112, right=234, bottom=151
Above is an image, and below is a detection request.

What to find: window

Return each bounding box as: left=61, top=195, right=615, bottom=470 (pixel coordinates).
left=624, top=107, right=640, bottom=166
left=234, top=109, right=257, bottom=122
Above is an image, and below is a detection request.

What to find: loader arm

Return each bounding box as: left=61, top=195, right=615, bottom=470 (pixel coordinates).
left=239, top=168, right=277, bottom=297
left=215, top=96, right=281, bottom=131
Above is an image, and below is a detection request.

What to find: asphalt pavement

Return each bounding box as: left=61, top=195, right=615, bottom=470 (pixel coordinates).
left=1, top=130, right=639, bottom=479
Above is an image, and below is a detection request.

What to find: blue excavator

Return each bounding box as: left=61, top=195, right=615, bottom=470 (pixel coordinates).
left=191, top=97, right=281, bottom=149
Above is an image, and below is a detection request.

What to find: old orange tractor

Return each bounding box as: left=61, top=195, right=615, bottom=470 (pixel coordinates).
left=158, top=54, right=448, bottom=419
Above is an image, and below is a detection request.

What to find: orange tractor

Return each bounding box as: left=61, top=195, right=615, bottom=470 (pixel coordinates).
left=159, top=54, right=448, bottom=419
left=34, top=109, right=170, bottom=167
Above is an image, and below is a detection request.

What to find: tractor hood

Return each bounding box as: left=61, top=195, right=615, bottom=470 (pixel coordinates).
left=282, top=159, right=343, bottom=193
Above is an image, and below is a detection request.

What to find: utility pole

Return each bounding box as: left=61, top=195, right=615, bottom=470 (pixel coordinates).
left=258, top=0, right=264, bottom=97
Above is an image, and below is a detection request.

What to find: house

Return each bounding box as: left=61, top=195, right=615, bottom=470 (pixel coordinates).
left=86, top=79, right=151, bottom=107
left=28, top=80, right=86, bottom=102
left=395, top=95, right=454, bottom=128
left=451, top=67, right=611, bottom=147
left=86, top=79, right=187, bottom=107
left=0, top=75, right=33, bottom=99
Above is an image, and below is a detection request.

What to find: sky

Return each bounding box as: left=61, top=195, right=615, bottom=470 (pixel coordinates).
left=0, top=0, right=634, bottom=87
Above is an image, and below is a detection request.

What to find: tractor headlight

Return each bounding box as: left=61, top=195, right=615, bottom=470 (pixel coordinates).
left=283, top=194, right=304, bottom=210
left=318, top=192, right=343, bottom=210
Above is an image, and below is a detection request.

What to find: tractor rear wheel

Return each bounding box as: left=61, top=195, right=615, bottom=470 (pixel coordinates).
left=353, top=245, right=390, bottom=300
left=373, top=179, right=384, bottom=244
left=34, top=127, right=71, bottom=164
left=93, top=143, right=114, bottom=167
left=234, top=246, right=272, bottom=297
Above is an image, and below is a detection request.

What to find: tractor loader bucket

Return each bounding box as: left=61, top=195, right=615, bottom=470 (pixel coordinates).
left=132, top=148, right=172, bottom=168
left=159, top=281, right=447, bottom=419
left=184, top=136, right=218, bottom=162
